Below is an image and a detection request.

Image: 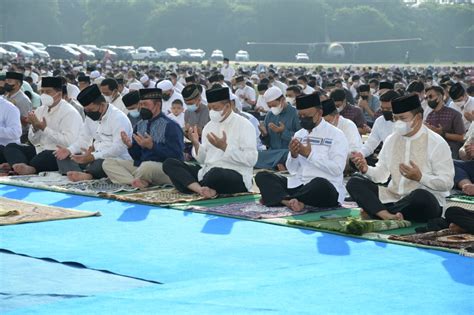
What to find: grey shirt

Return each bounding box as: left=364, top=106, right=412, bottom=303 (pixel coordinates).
left=7, top=90, right=32, bottom=138
left=184, top=104, right=210, bottom=130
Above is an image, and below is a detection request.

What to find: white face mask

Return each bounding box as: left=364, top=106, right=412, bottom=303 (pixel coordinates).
left=393, top=119, right=414, bottom=136
left=41, top=93, right=55, bottom=107
left=104, top=95, right=112, bottom=103
left=370, top=88, right=376, bottom=94
left=270, top=103, right=283, bottom=116
left=453, top=98, right=467, bottom=110
left=336, top=106, right=344, bottom=113
left=209, top=109, right=224, bottom=123
left=286, top=97, right=295, bottom=106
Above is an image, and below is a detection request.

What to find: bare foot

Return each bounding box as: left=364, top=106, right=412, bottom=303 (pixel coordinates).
left=360, top=209, right=371, bottom=220
left=131, top=179, right=150, bottom=189
left=0, top=163, right=11, bottom=171
left=282, top=198, right=305, bottom=212
left=199, top=186, right=217, bottom=198
left=449, top=223, right=467, bottom=234
left=67, top=171, right=93, bottom=182
left=276, top=163, right=287, bottom=172
left=462, top=184, right=474, bottom=196
left=375, top=210, right=404, bottom=221
left=12, top=163, right=36, bottom=175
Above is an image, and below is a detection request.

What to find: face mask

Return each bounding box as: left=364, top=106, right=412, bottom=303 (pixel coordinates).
left=336, top=106, right=344, bottom=113
left=271, top=103, right=283, bottom=116
left=370, top=88, right=376, bottom=94
left=186, top=104, right=197, bottom=112
left=40, top=93, right=56, bottom=107
left=298, top=84, right=305, bottom=90
left=209, top=109, right=224, bottom=123
left=300, top=116, right=316, bottom=131
left=382, top=111, right=393, bottom=121
left=427, top=99, right=439, bottom=109
left=128, top=109, right=140, bottom=118
left=139, top=108, right=153, bottom=120
left=453, top=98, right=467, bottom=110
left=85, top=110, right=102, bottom=121
left=286, top=97, right=295, bottom=106
left=3, top=83, right=13, bottom=92
left=393, top=119, right=414, bottom=136
left=162, top=93, right=171, bottom=101
left=103, top=95, right=112, bottom=103
left=361, top=95, right=369, bottom=100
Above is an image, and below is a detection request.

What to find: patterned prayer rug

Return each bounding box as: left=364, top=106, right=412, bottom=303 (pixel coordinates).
left=0, top=173, right=138, bottom=195
left=0, top=197, right=100, bottom=225
left=188, top=202, right=356, bottom=220
left=389, top=229, right=474, bottom=251
left=447, top=194, right=474, bottom=205
left=109, top=189, right=257, bottom=206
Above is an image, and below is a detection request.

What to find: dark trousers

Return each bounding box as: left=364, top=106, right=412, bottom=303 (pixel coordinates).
left=445, top=206, right=474, bottom=234
left=255, top=171, right=339, bottom=207
left=453, top=160, right=474, bottom=187
left=3, top=143, right=58, bottom=173
left=346, top=175, right=441, bottom=222
left=0, top=145, right=5, bottom=164
left=162, top=158, right=247, bottom=194
left=57, top=158, right=106, bottom=179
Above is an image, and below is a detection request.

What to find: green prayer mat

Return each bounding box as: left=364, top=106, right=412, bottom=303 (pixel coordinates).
left=287, top=217, right=412, bottom=235
left=447, top=194, right=474, bottom=204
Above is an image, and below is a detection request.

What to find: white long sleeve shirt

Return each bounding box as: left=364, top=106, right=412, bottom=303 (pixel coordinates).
left=220, top=65, right=235, bottom=82
left=193, top=112, right=258, bottom=191
left=361, top=115, right=394, bottom=157
left=336, top=116, right=362, bottom=154
left=162, top=92, right=186, bottom=115
left=67, top=104, right=133, bottom=161
left=0, top=97, right=21, bottom=146
left=365, top=125, right=454, bottom=208
left=111, top=95, right=128, bottom=115
left=28, top=100, right=83, bottom=153
left=449, top=96, right=474, bottom=131
left=235, top=85, right=256, bottom=110
left=286, top=119, right=349, bottom=204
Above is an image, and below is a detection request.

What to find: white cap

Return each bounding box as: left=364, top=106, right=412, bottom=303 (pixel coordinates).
left=263, top=86, right=283, bottom=103
left=156, top=79, right=173, bottom=91
left=140, top=74, right=149, bottom=84
left=90, top=70, right=100, bottom=79
left=129, top=82, right=143, bottom=91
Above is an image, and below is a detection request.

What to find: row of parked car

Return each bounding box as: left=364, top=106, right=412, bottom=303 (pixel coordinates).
left=0, top=41, right=252, bottom=62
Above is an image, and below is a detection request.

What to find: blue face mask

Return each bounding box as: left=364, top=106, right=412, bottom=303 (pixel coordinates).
left=128, top=109, right=140, bottom=118
left=186, top=104, right=198, bottom=112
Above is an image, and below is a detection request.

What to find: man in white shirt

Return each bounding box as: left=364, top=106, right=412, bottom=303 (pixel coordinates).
left=163, top=87, right=257, bottom=198
left=220, top=58, right=235, bottom=82
left=157, top=80, right=185, bottom=114
left=297, top=75, right=315, bottom=95
left=256, top=93, right=349, bottom=212
left=100, top=78, right=128, bottom=114
left=54, top=84, right=133, bottom=182
left=449, top=82, right=474, bottom=132
left=169, top=73, right=184, bottom=93
left=360, top=90, right=399, bottom=164
left=234, top=76, right=256, bottom=111
left=322, top=98, right=362, bottom=155
left=0, top=97, right=21, bottom=169
left=348, top=94, right=454, bottom=222
left=255, top=83, right=270, bottom=117
left=2, top=77, right=82, bottom=175
left=139, top=74, right=156, bottom=90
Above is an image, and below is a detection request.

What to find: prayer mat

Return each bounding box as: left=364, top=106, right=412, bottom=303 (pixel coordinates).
left=447, top=194, right=474, bottom=204
left=0, top=197, right=100, bottom=225
left=109, top=187, right=257, bottom=206
left=188, top=201, right=357, bottom=220
left=389, top=229, right=474, bottom=251
left=446, top=200, right=474, bottom=211
left=0, top=173, right=138, bottom=196
left=287, top=217, right=411, bottom=235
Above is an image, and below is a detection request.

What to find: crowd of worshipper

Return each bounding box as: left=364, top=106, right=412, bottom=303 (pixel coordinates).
left=0, top=57, right=473, bottom=234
